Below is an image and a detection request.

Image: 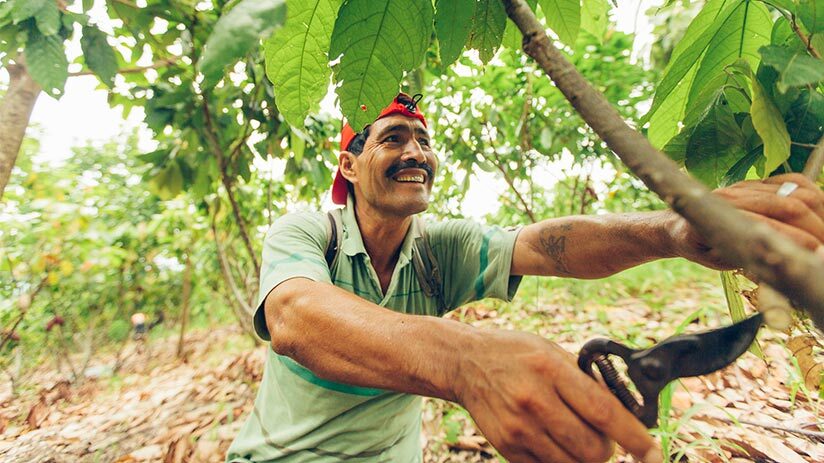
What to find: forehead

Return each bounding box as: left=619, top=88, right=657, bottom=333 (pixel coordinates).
left=370, top=114, right=428, bottom=135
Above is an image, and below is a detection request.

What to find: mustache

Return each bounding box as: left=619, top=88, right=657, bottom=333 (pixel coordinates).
left=385, top=159, right=434, bottom=179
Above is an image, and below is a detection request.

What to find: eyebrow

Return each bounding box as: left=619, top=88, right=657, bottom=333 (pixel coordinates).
left=376, top=123, right=430, bottom=139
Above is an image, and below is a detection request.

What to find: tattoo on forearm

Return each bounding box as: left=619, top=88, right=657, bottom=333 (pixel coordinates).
left=539, top=224, right=572, bottom=275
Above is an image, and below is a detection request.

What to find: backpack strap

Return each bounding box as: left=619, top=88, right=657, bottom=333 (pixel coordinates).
left=326, top=211, right=446, bottom=313
left=411, top=218, right=447, bottom=314
left=325, top=209, right=343, bottom=269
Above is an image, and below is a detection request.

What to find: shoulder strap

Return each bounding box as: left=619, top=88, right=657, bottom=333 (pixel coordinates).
left=411, top=219, right=447, bottom=313
left=325, top=209, right=343, bottom=269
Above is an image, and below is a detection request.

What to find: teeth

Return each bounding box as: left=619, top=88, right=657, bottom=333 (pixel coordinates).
left=395, top=175, right=424, bottom=183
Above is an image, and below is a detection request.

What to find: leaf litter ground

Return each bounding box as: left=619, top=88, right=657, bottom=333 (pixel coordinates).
left=1, top=262, right=822, bottom=462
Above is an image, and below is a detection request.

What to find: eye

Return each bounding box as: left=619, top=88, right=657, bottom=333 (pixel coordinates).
left=418, top=138, right=430, bottom=146
left=383, top=135, right=399, bottom=143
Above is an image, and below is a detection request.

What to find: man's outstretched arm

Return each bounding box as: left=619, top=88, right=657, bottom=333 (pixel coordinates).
left=512, top=173, right=824, bottom=278
left=265, top=277, right=660, bottom=463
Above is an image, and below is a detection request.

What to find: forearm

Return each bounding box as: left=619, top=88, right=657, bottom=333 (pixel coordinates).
left=264, top=277, right=480, bottom=401
left=514, top=210, right=677, bottom=278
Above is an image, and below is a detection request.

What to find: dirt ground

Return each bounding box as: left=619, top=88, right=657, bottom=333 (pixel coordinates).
left=2, top=292, right=823, bottom=462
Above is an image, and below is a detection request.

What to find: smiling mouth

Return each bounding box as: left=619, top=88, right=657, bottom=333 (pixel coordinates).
left=394, top=174, right=425, bottom=183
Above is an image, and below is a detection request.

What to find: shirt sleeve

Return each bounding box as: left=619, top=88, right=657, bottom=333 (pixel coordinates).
left=253, top=211, right=332, bottom=341
left=427, top=219, right=523, bottom=313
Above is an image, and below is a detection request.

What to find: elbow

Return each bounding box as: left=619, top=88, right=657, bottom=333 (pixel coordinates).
left=264, top=279, right=313, bottom=357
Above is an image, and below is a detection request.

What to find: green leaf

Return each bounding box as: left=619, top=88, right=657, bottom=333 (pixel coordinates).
left=643, top=0, right=736, bottom=129
left=759, top=45, right=824, bottom=92
left=200, top=0, right=287, bottom=88
left=81, top=25, right=119, bottom=87
left=686, top=0, right=771, bottom=115
left=34, top=0, right=60, bottom=36
left=149, top=162, right=183, bottom=200
left=435, top=0, right=475, bottom=66
left=684, top=92, right=747, bottom=188
left=751, top=77, right=791, bottom=175
left=12, top=0, right=47, bottom=24
left=580, top=0, right=609, bottom=44
left=330, top=0, right=434, bottom=129
left=647, top=63, right=698, bottom=148
left=468, top=0, right=507, bottom=63
left=538, top=0, right=581, bottom=47
left=82, top=0, right=94, bottom=12
left=264, top=0, right=339, bottom=129
left=798, top=0, right=823, bottom=34
left=25, top=29, right=68, bottom=98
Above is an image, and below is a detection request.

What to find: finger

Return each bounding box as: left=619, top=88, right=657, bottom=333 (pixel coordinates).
left=556, top=368, right=661, bottom=463
left=531, top=392, right=613, bottom=461
left=724, top=182, right=824, bottom=220
left=740, top=210, right=822, bottom=251
left=527, top=432, right=579, bottom=463
left=761, top=173, right=819, bottom=190
left=715, top=189, right=824, bottom=243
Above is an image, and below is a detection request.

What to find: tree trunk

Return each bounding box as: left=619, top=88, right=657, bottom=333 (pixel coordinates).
left=177, top=254, right=193, bottom=359
left=0, top=59, right=41, bottom=200
left=503, top=0, right=824, bottom=327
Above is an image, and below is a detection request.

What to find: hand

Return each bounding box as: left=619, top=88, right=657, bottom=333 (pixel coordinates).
left=669, top=173, right=824, bottom=269
left=454, top=330, right=661, bottom=463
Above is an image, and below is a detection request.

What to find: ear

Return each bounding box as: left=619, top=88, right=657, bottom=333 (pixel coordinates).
left=338, top=151, right=359, bottom=185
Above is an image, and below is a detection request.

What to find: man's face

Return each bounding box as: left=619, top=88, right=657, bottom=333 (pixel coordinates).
left=341, top=114, right=437, bottom=217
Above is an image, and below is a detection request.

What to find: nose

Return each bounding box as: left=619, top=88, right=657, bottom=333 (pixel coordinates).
left=401, top=139, right=426, bottom=164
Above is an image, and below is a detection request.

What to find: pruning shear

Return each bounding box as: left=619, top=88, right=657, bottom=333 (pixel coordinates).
left=577, top=313, right=764, bottom=428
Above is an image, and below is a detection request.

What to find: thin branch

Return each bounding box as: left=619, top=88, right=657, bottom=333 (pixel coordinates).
left=481, top=122, right=538, bottom=223
left=503, top=0, right=824, bottom=327
left=68, top=58, right=177, bottom=77
left=790, top=15, right=822, bottom=59
left=210, top=211, right=255, bottom=321
left=201, top=100, right=260, bottom=271
left=0, top=277, right=47, bottom=351
left=802, top=134, right=824, bottom=181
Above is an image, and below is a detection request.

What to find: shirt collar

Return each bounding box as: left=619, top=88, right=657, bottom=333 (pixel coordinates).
left=339, top=194, right=422, bottom=262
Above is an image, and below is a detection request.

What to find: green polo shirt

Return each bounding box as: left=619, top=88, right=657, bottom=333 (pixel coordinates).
left=227, top=196, right=522, bottom=463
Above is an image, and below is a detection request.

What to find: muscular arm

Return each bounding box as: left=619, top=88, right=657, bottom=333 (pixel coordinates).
left=512, top=211, right=678, bottom=278
left=265, top=277, right=474, bottom=401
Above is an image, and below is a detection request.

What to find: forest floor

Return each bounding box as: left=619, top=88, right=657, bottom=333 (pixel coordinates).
left=1, top=261, right=823, bottom=462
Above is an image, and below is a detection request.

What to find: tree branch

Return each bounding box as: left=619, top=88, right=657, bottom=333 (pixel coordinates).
left=68, top=58, right=178, bottom=77
left=790, top=15, right=822, bottom=59
left=802, top=134, right=824, bottom=181
left=210, top=211, right=255, bottom=322
left=481, top=122, right=538, bottom=223
left=200, top=100, right=260, bottom=271
left=503, top=0, right=824, bottom=327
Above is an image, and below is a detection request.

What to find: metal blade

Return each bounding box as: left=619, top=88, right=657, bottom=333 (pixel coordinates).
left=634, top=313, right=764, bottom=380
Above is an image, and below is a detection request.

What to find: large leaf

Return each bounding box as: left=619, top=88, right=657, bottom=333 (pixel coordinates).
left=81, top=25, right=119, bottom=88
left=648, top=63, right=699, bottom=148
left=200, top=0, right=287, bottom=88
left=644, top=0, right=735, bottom=123
left=435, top=0, right=475, bottom=66
left=686, top=0, right=771, bottom=112
left=11, top=0, right=47, bottom=24
left=798, top=0, right=823, bottom=34
left=330, top=0, right=434, bottom=129
left=468, top=0, right=507, bottom=64
left=539, top=0, right=581, bottom=47
left=759, top=45, right=824, bottom=92
left=751, top=77, right=791, bottom=174
left=149, top=162, right=184, bottom=200
left=25, top=29, right=68, bottom=98
left=34, top=0, right=60, bottom=36
left=264, top=0, right=339, bottom=129
left=684, top=92, right=747, bottom=188
left=580, top=0, right=609, bottom=44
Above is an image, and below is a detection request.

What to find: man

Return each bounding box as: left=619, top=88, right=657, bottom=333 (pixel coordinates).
left=227, top=93, right=824, bottom=463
